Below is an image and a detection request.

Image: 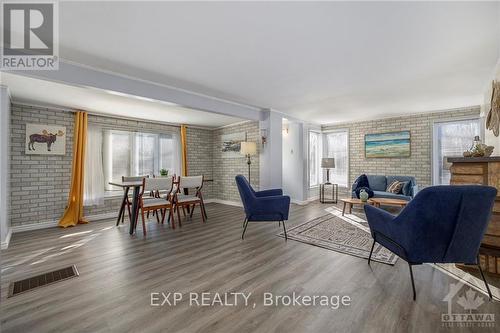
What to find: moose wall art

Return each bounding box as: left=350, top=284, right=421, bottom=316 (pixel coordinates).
left=25, top=124, right=66, bottom=155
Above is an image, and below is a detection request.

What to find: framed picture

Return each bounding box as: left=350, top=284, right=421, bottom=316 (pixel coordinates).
left=365, top=130, right=410, bottom=158
left=221, top=132, right=246, bottom=158
left=25, top=124, right=66, bottom=155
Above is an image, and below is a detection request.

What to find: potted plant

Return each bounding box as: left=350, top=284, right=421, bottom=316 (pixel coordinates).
left=159, top=168, right=169, bottom=177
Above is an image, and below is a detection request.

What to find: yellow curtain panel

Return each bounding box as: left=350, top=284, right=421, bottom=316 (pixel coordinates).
left=180, top=125, right=188, bottom=176
left=59, top=111, right=89, bottom=228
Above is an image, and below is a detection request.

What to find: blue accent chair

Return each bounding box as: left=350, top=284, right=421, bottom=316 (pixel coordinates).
left=364, top=185, right=497, bottom=300
left=235, top=175, right=291, bottom=240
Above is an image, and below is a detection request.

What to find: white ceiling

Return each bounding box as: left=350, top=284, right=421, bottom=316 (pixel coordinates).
left=55, top=1, right=500, bottom=124
left=0, top=72, right=244, bottom=127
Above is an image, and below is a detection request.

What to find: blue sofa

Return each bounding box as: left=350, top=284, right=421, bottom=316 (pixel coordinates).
left=364, top=185, right=497, bottom=300
left=352, top=175, right=418, bottom=201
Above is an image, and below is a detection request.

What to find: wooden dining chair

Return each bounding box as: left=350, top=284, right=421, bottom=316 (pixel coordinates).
left=139, top=176, right=176, bottom=235
left=119, top=175, right=149, bottom=224
left=174, top=175, right=207, bottom=226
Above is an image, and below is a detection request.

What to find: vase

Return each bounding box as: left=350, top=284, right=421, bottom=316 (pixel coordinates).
left=359, top=189, right=369, bottom=202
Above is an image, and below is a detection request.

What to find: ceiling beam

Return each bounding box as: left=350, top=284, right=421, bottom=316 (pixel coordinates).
left=3, top=60, right=262, bottom=121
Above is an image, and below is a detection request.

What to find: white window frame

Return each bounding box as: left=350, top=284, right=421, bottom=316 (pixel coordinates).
left=103, top=129, right=181, bottom=195
left=323, top=128, right=350, bottom=188
left=308, top=130, right=322, bottom=188
left=431, top=116, right=483, bottom=185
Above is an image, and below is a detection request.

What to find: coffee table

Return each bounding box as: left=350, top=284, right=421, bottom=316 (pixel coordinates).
left=370, top=197, right=409, bottom=208
left=340, top=198, right=374, bottom=216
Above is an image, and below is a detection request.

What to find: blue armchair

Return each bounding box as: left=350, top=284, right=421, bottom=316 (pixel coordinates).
left=364, top=185, right=497, bottom=300
left=235, top=175, right=291, bottom=240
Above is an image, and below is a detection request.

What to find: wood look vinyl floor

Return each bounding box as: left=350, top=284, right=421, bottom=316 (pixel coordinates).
left=1, top=201, right=499, bottom=333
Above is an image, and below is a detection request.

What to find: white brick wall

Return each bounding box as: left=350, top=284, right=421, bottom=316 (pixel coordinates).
left=322, top=107, right=481, bottom=188
left=213, top=121, right=260, bottom=202
left=10, top=105, right=74, bottom=227
left=9, top=104, right=260, bottom=226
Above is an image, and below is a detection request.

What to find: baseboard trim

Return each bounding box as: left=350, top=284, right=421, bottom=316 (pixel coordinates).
left=204, top=199, right=243, bottom=207
left=11, top=220, right=59, bottom=233
left=11, top=212, right=119, bottom=234
left=1, top=228, right=12, bottom=250
left=86, top=212, right=118, bottom=221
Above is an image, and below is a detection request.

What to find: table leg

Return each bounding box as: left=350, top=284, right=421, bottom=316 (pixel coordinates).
left=117, top=188, right=129, bottom=226
left=130, top=185, right=141, bottom=235
left=349, top=203, right=353, bottom=214
left=342, top=202, right=346, bottom=216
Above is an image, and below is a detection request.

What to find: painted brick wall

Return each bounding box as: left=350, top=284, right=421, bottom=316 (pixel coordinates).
left=9, top=103, right=259, bottom=227
left=10, top=105, right=74, bottom=227
left=186, top=126, right=214, bottom=199
left=213, top=121, right=260, bottom=202
left=322, top=107, right=481, bottom=189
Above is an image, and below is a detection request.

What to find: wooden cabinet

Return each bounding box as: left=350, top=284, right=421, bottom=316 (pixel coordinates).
left=448, top=157, right=500, bottom=275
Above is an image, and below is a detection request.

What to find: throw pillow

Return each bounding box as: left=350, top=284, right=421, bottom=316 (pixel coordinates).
left=386, top=180, right=404, bottom=194
left=353, top=174, right=369, bottom=191
left=355, top=186, right=374, bottom=199
left=401, top=181, right=411, bottom=196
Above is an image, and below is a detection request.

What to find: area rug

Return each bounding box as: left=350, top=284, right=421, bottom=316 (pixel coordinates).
left=277, top=208, right=398, bottom=265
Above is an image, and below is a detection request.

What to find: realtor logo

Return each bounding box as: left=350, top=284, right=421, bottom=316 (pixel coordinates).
left=1, top=1, right=59, bottom=70
left=441, top=282, right=495, bottom=328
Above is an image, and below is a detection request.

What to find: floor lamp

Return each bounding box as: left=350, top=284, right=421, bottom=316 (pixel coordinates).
left=240, top=141, right=257, bottom=184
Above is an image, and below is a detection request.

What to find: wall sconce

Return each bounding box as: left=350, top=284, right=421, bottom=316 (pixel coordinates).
left=282, top=123, right=289, bottom=136
left=260, top=128, right=267, bottom=146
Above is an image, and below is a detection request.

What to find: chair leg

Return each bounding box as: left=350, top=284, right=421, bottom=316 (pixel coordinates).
left=141, top=208, right=147, bottom=236
left=282, top=220, right=287, bottom=241
left=368, top=240, right=375, bottom=265
left=171, top=208, right=175, bottom=229
left=160, top=209, right=166, bottom=224
left=177, top=204, right=182, bottom=227
left=156, top=210, right=160, bottom=223
left=408, top=263, right=416, bottom=301
left=201, top=200, right=208, bottom=219
left=477, top=255, right=493, bottom=300
left=125, top=203, right=131, bottom=224
left=242, top=219, right=249, bottom=240
left=200, top=204, right=206, bottom=223
left=190, top=205, right=195, bottom=218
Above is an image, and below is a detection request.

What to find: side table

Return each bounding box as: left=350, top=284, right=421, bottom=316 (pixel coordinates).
left=319, top=183, right=338, bottom=204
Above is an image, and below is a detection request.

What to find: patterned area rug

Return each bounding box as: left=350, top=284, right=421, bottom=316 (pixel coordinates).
left=278, top=207, right=398, bottom=265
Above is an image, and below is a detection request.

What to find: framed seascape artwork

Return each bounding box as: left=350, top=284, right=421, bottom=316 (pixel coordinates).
left=221, top=132, right=246, bottom=158
left=365, top=131, right=410, bottom=158
left=25, top=124, right=66, bottom=155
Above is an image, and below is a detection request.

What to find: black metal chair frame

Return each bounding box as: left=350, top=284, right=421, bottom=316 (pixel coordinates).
left=368, top=230, right=492, bottom=301
left=242, top=214, right=288, bottom=241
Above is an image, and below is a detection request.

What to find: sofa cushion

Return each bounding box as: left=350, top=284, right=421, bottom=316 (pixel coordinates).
left=367, top=175, right=387, bottom=191
left=372, top=190, right=412, bottom=201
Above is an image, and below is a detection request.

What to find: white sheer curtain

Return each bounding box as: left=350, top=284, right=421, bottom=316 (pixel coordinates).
left=84, top=126, right=105, bottom=206
left=433, top=119, right=480, bottom=185
left=326, top=131, right=349, bottom=187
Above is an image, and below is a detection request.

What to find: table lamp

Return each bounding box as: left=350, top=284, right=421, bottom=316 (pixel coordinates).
left=321, top=158, right=335, bottom=184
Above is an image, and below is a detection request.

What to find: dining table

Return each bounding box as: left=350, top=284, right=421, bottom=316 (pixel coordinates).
left=108, top=180, right=143, bottom=235
left=108, top=178, right=214, bottom=235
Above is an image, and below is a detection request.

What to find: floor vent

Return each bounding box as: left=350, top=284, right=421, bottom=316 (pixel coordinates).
left=8, top=265, right=79, bottom=297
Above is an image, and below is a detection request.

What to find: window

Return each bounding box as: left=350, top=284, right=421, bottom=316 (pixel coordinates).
left=432, top=118, right=481, bottom=185
left=326, top=130, right=349, bottom=187
left=104, top=130, right=181, bottom=192
left=309, top=131, right=321, bottom=187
